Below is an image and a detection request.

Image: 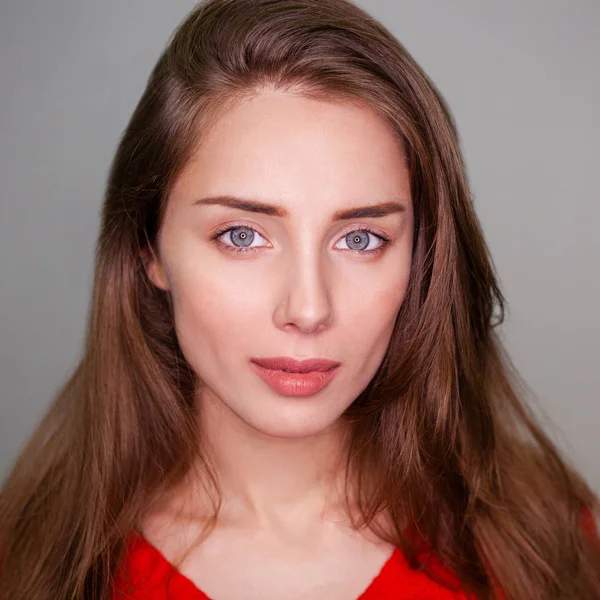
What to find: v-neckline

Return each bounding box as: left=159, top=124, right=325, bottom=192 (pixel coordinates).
left=128, top=529, right=403, bottom=599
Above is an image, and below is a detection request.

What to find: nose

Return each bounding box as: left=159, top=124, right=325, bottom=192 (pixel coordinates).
left=274, top=252, right=333, bottom=335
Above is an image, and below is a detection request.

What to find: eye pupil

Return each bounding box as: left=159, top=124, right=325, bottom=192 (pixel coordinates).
left=346, top=230, right=370, bottom=251
left=231, top=227, right=254, bottom=247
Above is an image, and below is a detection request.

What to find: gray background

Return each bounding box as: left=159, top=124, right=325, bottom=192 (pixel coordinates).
left=1, top=1, right=598, bottom=489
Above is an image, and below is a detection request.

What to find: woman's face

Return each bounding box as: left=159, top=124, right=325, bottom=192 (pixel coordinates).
left=146, top=89, right=413, bottom=438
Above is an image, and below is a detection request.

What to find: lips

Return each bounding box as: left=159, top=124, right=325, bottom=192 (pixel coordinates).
left=250, top=357, right=341, bottom=373
left=249, top=359, right=341, bottom=396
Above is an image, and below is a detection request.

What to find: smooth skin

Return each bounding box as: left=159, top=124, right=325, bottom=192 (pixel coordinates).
left=143, top=88, right=414, bottom=599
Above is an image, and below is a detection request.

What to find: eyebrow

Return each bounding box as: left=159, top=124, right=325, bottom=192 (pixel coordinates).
left=193, top=195, right=407, bottom=220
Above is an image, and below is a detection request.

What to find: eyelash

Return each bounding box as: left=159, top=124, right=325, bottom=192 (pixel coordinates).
left=210, top=223, right=391, bottom=256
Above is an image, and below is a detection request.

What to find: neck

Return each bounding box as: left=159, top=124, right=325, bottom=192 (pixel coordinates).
left=192, top=386, right=355, bottom=529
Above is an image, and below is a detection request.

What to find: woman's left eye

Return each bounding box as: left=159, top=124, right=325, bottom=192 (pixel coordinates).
left=334, top=229, right=389, bottom=254
left=211, top=225, right=391, bottom=256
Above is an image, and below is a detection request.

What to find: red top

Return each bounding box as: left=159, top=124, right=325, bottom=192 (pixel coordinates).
left=112, top=509, right=598, bottom=599
left=112, top=529, right=472, bottom=599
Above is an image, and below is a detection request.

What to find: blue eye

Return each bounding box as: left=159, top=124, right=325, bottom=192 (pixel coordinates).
left=216, top=226, right=267, bottom=252
left=211, top=224, right=390, bottom=256
left=335, top=229, right=386, bottom=253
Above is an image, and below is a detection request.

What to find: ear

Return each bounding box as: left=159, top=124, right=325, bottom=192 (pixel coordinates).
left=141, top=247, right=170, bottom=291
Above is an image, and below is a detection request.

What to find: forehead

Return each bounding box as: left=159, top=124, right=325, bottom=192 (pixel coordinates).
left=169, top=89, right=410, bottom=212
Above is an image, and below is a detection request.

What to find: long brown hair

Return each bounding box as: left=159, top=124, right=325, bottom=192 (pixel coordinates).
left=1, top=1, right=598, bottom=598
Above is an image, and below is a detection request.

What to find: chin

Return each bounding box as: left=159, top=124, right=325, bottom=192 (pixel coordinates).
left=243, top=411, right=343, bottom=440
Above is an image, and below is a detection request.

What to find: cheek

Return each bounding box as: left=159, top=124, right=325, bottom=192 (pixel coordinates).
left=166, top=261, right=270, bottom=363
left=341, top=271, right=409, bottom=344
left=335, top=254, right=412, bottom=378
left=341, top=230, right=413, bottom=323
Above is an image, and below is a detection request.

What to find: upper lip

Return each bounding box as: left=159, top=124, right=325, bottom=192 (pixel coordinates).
left=250, top=357, right=341, bottom=373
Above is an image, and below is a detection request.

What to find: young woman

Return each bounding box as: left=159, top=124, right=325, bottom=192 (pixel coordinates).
left=1, top=0, right=598, bottom=598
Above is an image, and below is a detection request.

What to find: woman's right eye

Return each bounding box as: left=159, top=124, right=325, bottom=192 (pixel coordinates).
left=211, top=225, right=268, bottom=254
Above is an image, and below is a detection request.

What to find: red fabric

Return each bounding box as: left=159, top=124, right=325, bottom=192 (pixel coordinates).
left=112, top=508, right=599, bottom=599
left=112, top=530, right=471, bottom=599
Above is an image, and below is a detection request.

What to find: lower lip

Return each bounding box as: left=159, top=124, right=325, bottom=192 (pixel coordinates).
left=249, top=362, right=340, bottom=397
